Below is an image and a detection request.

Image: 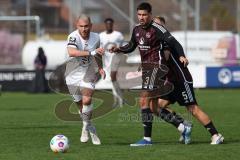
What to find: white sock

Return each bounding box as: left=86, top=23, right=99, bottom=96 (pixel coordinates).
left=178, top=123, right=185, bottom=133
left=143, top=137, right=151, bottom=141
left=112, top=81, right=123, bottom=103
left=79, top=104, right=93, bottom=130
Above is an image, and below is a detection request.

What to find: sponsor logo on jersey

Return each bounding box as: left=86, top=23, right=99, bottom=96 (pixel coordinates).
left=139, top=37, right=144, bottom=45
left=139, top=45, right=150, bottom=50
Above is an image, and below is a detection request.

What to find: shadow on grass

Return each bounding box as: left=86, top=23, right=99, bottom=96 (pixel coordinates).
left=121, top=138, right=240, bottom=146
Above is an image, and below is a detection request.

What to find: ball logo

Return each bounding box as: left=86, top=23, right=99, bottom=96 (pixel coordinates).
left=58, top=142, right=64, bottom=147
left=218, top=68, right=232, bottom=84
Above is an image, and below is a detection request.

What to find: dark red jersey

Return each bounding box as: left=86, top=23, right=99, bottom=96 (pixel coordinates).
left=119, top=21, right=185, bottom=68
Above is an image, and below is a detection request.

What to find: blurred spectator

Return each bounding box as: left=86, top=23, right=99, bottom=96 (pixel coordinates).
left=32, top=47, right=48, bottom=93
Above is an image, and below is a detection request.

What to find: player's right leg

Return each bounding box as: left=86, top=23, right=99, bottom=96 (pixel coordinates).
left=75, top=100, right=90, bottom=143
left=151, top=98, right=192, bottom=144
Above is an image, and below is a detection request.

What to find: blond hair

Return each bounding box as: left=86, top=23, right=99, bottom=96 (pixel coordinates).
left=77, top=14, right=91, bottom=24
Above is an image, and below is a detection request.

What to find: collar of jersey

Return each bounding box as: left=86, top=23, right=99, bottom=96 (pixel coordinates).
left=142, top=20, right=153, bottom=29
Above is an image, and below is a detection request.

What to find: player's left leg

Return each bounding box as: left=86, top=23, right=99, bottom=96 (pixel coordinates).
left=130, top=66, right=167, bottom=146
left=130, top=91, right=153, bottom=146
left=181, top=81, right=223, bottom=144
left=111, top=71, right=124, bottom=107
left=186, top=104, right=224, bottom=144
left=110, top=54, right=125, bottom=108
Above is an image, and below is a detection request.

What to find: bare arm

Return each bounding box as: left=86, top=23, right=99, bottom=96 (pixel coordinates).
left=67, top=35, right=90, bottom=57
left=67, top=46, right=105, bottom=57
left=67, top=47, right=90, bottom=57
left=94, top=42, right=105, bottom=79
left=94, top=52, right=103, bottom=70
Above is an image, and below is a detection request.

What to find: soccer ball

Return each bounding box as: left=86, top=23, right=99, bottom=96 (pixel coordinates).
left=50, top=134, right=69, bottom=153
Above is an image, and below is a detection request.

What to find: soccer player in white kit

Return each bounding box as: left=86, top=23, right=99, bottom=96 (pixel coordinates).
left=65, top=14, right=105, bottom=145
left=99, top=18, right=125, bottom=107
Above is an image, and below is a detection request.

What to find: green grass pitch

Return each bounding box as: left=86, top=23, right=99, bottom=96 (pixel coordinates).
left=0, top=89, right=239, bottom=160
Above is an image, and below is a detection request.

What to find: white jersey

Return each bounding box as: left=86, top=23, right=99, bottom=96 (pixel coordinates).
left=67, top=30, right=100, bottom=67
left=65, top=30, right=100, bottom=100
left=99, top=31, right=124, bottom=70
left=99, top=31, right=124, bottom=49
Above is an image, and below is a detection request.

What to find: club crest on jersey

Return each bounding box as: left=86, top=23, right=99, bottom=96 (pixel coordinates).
left=136, top=33, right=139, bottom=37
left=146, top=32, right=151, bottom=38
left=69, top=37, right=76, bottom=43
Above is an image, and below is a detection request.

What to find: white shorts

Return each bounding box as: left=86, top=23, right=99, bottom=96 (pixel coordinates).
left=111, top=53, right=126, bottom=71
left=65, top=60, right=98, bottom=102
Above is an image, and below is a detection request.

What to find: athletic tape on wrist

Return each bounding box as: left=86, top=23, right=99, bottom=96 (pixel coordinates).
left=90, top=50, right=96, bottom=56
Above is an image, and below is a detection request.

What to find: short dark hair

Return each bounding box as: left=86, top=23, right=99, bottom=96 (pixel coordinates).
left=155, top=16, right=166, bottom=24
left=104, top=18, right=114, bottom=23
left=137, top=2, right=152, bottom=13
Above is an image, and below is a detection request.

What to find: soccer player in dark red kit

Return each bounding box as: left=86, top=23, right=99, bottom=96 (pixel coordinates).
left=110, top=2, right=194, bottom=146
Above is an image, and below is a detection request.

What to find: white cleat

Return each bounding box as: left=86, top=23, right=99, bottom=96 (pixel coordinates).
left=179, top=135, right=184, bottom=143
left=80, top=129, right=89, bottom=143
left=211, top=133, right=224, bottom=145
left=112, top=98, right=128, bottom=108
left=88, top=125, right=101, bottom=145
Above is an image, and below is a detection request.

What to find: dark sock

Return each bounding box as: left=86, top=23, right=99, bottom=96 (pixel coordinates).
left=141, top=108, right=153, bottom=138
left=204, top=121, right=218, bottom=136
left=158, top=108, right=184, bottom=128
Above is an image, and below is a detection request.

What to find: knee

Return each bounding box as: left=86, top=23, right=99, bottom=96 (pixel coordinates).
left=149, top=99, right=158, bottom=115
left=82, top=97, right=92, bottom=105
left=111, top=72, right=117, bottom=81
left=187, top=105, right=199, bottom=116
left=139, top=97, right=148, bottom=108
left=158, top=101, right=167, bottom=108
left=158, top=99, right=169, bottom=108
left=111, top=76, right=117, bottom=82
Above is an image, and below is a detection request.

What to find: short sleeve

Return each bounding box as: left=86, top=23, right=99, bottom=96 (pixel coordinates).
left=95, top=34, right=100, bottom=48
left=67, top=34, right=78, bottom=48
left=118, top=32, right=124, bottom=42
left=116, top=32, right=124, bottom=47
